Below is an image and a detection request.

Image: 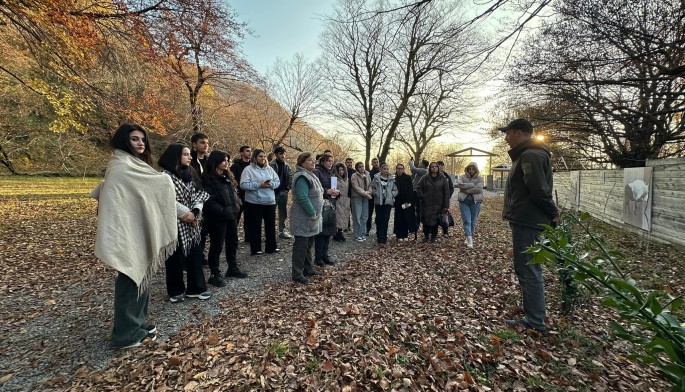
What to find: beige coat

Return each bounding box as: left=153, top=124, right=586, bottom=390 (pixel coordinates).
left=335, top=176, right=351, bottom=229
left=350, top=171, right=372, bottom=199
left=457, top=162, right=484, bottom=203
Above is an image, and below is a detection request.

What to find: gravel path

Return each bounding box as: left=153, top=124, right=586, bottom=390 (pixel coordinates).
left=1, top=190, right=482, bottom=391
left=0, top=224, right=381, bottom=391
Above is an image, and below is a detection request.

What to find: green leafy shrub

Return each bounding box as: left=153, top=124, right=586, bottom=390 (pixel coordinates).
left=528, top=212, right=685, bottom=391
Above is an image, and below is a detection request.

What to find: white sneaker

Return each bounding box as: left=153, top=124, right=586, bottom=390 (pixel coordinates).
left=466, top=236, right=473, bottom=248
left=186, top=291, right=212, bottom=300
left=279, top=231, right=293, bottom=239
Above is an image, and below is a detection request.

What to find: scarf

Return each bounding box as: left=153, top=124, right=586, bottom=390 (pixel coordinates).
left=91, top=150, right=178, bottom=296
left=180, top=166, right=193, bottom=183
left=165, top=170, right=210, bottom=255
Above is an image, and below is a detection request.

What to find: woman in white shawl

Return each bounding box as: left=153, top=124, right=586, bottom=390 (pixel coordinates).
left=91, top=124, right=177, bottom=349
left=158, top=143, right=211, bottom=303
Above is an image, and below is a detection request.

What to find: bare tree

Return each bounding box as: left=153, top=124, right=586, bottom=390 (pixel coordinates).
left=396, top=70, right=461, bottom=160
left=322, top=0, right=488, bottom=166
left=321, top=0, right=393, bottom=167
left=266, top=53, right=323, bottom=149
left=508, top=0, right=685, bottom=167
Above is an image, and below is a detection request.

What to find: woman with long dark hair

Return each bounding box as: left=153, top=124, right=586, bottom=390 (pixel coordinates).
left=416, top=162, right=450, bottom=243
left=313, top=153, right=340, bottom=266
left=393, top=163, right=417, bottom=241
left=333, top=163, right=351, bottom=242
left=91, top=124, right=177, bottom=349
left=158, top=143, right=211, bottom=303
left=240, top=148, right=280, bottom=255
left=202, top=150, right=247, bottom=287
left=371, top=163, right=398, bottom=244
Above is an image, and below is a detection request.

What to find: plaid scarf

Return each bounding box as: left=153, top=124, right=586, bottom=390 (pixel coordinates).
left=165, top=170, right=210, bottom=255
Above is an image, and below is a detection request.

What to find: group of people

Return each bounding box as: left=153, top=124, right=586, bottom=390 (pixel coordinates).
left=93, top=117, right=558, bottom=349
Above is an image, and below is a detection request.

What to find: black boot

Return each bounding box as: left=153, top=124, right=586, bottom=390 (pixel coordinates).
left=226, top=268, right=248, bottom=278
left=226, top=260, right=248, bottom=278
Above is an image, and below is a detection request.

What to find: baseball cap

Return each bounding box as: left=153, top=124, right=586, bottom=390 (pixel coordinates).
left=499, top=118, right=534, bottom=133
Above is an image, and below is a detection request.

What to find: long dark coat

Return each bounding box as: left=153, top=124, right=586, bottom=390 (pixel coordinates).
left=416, top=173, right=450, bottom=226
left=394, top=173, right=417, bottom=236
left=313, top=164, right=338, bottom=236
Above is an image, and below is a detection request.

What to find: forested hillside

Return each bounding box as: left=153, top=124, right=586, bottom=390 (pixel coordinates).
left=0, top=1, right=337, bottom=175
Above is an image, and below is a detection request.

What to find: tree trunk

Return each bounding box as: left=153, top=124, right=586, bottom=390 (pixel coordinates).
left=0, top=145, right=18, bottom=175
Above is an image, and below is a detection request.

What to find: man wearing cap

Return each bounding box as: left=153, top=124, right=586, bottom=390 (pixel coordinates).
left=500, top=118, right=559, bottom=335
left=270, top=146, right=294, bottom=239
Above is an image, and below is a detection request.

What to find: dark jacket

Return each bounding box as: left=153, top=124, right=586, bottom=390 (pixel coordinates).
left=313, top=164, right=334, bottom=200
left=190, top=151, right=207, bottom=177
left=202, top=172, right=241, bottom=221
left=443, top=172, right=454, bottom=197
left=417, top=173, right=450, bottom=226
left=269, top=159, right=293, bottom=194
left=503, top=140, right=558, bottom=229
left=347, top=167, right=355, bottom=197
left=394, top=173, right=414, bottom=207
left=313, top=164, right=337, bottom=236
left=230, top=158, right=250, bottom=200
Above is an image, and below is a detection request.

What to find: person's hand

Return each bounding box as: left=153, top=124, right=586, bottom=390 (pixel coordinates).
left=551, top=212, right=560, bottom=223
left=181, top=212, right=195, bottom=223
left=261, top=180, right=271, bottom=188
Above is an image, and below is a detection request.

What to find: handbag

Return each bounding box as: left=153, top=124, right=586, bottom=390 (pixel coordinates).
left=322, top=199, right=336, bottom=226
left=441, top=211, right=455, bottom=227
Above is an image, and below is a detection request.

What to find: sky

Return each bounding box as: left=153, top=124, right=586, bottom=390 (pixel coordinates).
left=229, top=0, right=506, bottom=166
left=231, top=0, right=336, bottom=76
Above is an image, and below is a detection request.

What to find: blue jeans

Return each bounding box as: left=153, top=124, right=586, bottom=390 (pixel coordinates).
left=458, top=195, right=481, bottom=236
left=510, top=223, right=546, bottom=331
left=351, top=198, right=368, bottom=237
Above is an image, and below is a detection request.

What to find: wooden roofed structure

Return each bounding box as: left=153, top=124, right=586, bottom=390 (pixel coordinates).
left=445, top=147, right=498, bottom=174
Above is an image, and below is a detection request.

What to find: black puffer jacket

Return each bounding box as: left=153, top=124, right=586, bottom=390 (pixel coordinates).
left=202, top=172, right=241, bottom=221
left=503, top=140, right=558, bottom=229
left=313, top=164, right=338, bottom=236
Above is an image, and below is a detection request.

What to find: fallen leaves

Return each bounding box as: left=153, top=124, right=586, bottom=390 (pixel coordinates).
left=1, top=179, right=681, bottom=391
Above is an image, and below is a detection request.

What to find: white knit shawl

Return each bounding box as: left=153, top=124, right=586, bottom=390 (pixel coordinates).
left=91, top=150, right=178, bottom=295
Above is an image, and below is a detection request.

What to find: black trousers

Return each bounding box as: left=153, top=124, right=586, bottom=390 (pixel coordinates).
left=243, top=201, right=278, bottom=254
left=164, top=242, right=207, bottom=297
left=291, top=236, right=316, bottom=279
left=374, top=204, right=392, bottom=243
left=314, top=234, right=331, bottom=263
left=413, top=191, right=421, bottom=229
left=206, top=218, right=239, bottom=276
left=366, top=199, right=375, bottom=233
left=236, top=197, right=250, bottom=241
left=423, top=224, right=439, bottom=240
left=110, top=273, right=149, bottom=348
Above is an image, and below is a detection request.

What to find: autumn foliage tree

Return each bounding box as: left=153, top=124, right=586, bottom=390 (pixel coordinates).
left=146, top=0, right=256, bottom=136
